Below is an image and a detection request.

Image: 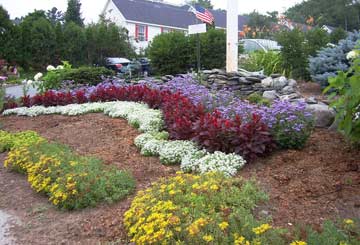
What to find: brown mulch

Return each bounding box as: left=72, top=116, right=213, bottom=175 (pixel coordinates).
left=0, top=114, right=178, bottom=244
left=0, top=114, right=359, bottom=244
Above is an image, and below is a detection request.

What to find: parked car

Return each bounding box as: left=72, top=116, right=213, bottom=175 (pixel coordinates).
left=137, top=57, right=152, bottom=75
left=105, top=57, right=131, bottom=73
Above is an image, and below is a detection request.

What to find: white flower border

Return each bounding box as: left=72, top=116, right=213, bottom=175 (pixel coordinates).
left=3, top=102, right=246, bottom=176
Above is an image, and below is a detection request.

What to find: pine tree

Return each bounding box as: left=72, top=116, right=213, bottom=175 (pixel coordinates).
left=64, top=0, right=84, bottom=27
left=187, top=0, right=213, bottom=9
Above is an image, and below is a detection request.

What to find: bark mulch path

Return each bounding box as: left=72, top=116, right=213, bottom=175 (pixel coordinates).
left=0, top=114, right=359, bottom=244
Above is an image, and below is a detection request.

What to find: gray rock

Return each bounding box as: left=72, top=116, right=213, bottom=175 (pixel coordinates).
left=214, top=79, right=227, bottom=84
left=161, top=76, right=169, bottom=82
left=288, top=79, right=297, bottom=87
left=306, top=96, right=317, bottom=104
left=263, top=90, right=279, bottom=100
left=271, top=73, right=282, bottom=78
left=215, top=75, right=229, bottom=80
left=245, top=76, right=262, bottom=83
left=202, top=70, right=213, bottom=74
left=239, top=77, right=254, bottom=85
left=165, top=75, right=174, bottom=80
left=212, top=69, right=226, bottom=75
left=280, top=93, right=301, bottom=101
left=273, top=76, right=288, bottom=89
left=282, top=85, right=295, bottom=94
left=261, top=77, right=273, bottom=87
left=226, top=80, right=240, bottom=86
left=228, top=76, right=240, bottom=81
left=306, top=104, right=336, bottom=128
left=227, top=71, right=240, bottom=77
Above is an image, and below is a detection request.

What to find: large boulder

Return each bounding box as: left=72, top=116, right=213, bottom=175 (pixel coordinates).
left=273, top=76, right=288, bottom=89
left=263, top=90, right=279, bottom=101
left=306, top=103, right=336, bottom=128
left=261, top=77, right=273, bottom=87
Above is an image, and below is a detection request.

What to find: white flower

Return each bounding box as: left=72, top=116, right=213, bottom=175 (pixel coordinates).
left=26, top=80, right=34, bottom=85
left=34, top=73, right=43, bottom=81
left=46, top=65, right=56, bottom=71
left=346, top=50, right=359, bottom=60
left=158, top=140, right=199, bottom=165
left=56, top=65, right=64, bottom=70
left=181, top=151, right=246, bottom=176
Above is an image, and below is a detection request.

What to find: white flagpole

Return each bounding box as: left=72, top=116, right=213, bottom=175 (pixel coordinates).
left=226, top=0, right=239, bottom=73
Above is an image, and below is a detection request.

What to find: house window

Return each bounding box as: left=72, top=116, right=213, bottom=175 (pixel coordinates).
left=138, top=25, right=146, bottom=41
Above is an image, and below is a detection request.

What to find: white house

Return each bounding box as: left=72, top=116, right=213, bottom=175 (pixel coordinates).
left=102, top=0, right=247, bottom=53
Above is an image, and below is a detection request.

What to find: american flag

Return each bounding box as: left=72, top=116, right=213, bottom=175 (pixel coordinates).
left=188, top=4, right=214, bottom=25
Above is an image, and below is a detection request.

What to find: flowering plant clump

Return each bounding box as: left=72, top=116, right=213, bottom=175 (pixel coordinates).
left=3, top=131, right=135, bottom=210
left=0, top=130, right=45, bottom=153
left=181, top=151, right=246, bottom=177
left=158, top=140, right=199, bottom=165
left=124, top=171, right=285, bottom=244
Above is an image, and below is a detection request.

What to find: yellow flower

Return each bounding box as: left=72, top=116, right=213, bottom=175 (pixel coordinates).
left=210, top=184, right=219, bottom=191
left=203, top=234, right=214, bottom=242
left=339, top=242, right=348, bottom=245
left=218, top=221, right=229, bottom=231
left=290, top=241, right=307, bottom=245
left=252, top=223, right=272, bottom=235
left=344, top=219, right=354, bottom=225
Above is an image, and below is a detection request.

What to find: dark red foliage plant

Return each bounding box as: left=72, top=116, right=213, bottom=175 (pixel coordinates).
left=192, top=111, right=274, bottom=161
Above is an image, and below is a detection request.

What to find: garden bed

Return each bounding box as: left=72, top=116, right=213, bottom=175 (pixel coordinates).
left=0, top=114, right=358, bottom=244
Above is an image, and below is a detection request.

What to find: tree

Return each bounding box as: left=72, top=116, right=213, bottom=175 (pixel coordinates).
left=62, top=22, right=86, bottom=65
left=46, top=7, right=64, bottom=25
left=0, top=5, right=15, bottom=60
left=64, top=0, right=84, bottom=27
left=285, top=0, right=360, bottom=31
left=17, top=11, right=56, bottom=70
left=305, top=27, right=330, bottom=57
left=245, top=11, right=275, bottom=38
left=85, top=19, right=135, bottom=65
left=186, top=0, right=213, bottom=9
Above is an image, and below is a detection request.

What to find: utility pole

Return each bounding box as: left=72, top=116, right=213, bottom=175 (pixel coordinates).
left=226, top=0, right=239, bottom=73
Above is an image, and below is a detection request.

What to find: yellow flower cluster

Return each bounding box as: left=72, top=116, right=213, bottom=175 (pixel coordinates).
left=252, top=223, right=272, bottom=235
left=2, top=131, right=135, bottom=210
left=124, top=171, right=281, bottom=244
left=0, top=130, right=44, bottom=153
left=4, top=147, right=32, bottom=172
left=290, top=241, right=307, bottom=245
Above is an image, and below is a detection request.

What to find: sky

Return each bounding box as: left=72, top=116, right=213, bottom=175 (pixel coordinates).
left=0, top=0, right=303, bottom=23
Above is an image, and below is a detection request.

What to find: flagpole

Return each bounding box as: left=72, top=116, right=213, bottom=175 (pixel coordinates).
left=196, top=18, right=201, bottom=75
left=226, top=0, right=238, bottom=73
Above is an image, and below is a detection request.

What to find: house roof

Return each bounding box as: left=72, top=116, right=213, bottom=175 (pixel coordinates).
left=112, top=0, right=247, bottom=30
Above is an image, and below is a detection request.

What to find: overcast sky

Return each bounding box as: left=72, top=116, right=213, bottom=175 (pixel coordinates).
left=1, top=0, right=303, bottom=23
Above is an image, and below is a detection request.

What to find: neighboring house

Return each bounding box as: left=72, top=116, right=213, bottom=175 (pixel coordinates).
left=102, top=0, right=247, bottom=53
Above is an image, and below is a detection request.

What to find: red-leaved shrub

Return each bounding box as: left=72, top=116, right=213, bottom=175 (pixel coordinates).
left=161, top=92, right=205, bottom=140
left=192, top=111, right=274, bottom=160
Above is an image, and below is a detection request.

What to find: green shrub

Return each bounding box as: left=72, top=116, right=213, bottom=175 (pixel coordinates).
left=276, top=29, right=309, bottom=79
left=42, top=66, right=114, bottom=90
left=147, top=32, right=190, bottom=75
left=124, top=171, right=285, bottom=244
left=246, top=92, right=271, bottom=106
left=3, top=130, right=135, bottom=209
left=324, top=49, right=360, bottom=145
left=147, top=29, right=227, bottom=75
